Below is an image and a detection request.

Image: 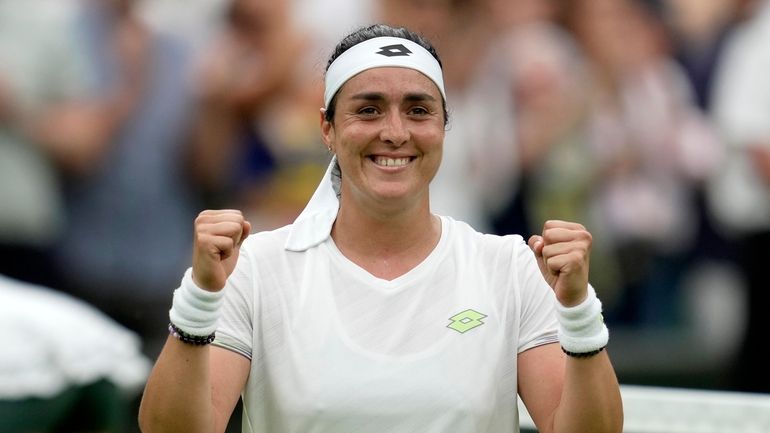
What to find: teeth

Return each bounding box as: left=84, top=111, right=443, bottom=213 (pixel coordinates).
left=373, top=156, right=410, bottom=167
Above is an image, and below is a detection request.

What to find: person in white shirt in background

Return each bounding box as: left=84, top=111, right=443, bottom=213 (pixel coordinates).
left=708, top=0, right=770, bottom=393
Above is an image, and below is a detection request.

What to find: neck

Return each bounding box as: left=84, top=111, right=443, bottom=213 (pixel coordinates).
left=331, top=198, right=441, bottom=280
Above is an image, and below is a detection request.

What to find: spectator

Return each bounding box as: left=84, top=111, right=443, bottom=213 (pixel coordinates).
left=54, top=0, right=202, bottom=357
left=489, top=15, right=614, bottom=291
left=662, top=0, right=754, bottom=110
left=189, top=0, right=327, bottom=231
left=0, top=0, right=96, bottom=289
left=708, top=0, right=770, bottom=392
left=561, top=0, right=723, bottom=326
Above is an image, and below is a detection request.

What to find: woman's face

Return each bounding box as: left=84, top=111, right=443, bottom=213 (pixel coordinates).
left=321, top=66, right=445, bottom=212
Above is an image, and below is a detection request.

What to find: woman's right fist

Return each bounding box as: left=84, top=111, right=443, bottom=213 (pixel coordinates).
left=192, top=209, right=251, bottom=291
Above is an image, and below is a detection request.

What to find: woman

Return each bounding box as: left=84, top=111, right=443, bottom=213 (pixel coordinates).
left=139, top=24, right=623, bottom=433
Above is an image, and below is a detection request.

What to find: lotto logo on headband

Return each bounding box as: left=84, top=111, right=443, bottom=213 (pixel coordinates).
left=376, top=44, right=413, bottom=57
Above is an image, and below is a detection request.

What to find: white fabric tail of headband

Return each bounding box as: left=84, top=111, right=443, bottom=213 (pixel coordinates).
left=284, top=156, right=341, bottom=251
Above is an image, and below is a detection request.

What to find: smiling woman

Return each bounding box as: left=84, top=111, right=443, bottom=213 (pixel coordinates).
left=138, top=24, right=623, bottom=433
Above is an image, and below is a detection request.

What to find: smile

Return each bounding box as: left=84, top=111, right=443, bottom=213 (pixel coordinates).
left=371, top=156, right=412, bottom=167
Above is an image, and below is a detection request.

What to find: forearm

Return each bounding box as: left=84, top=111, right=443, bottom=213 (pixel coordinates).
left=188, top=106, right=239, bottom=193
left=138, top=336, right=216, bottom=433
left=552, top=351, right=623, bottom=433
left=27, top=102, right=119, bottom=174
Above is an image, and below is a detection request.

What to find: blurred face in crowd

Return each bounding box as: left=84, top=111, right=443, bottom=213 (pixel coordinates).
left=567, top=0, right=668, bottom=74
left=377, top=0, right=456, bottom=41
left=205, top=0, right=296, bottom=113
left=664, top=0, right=740, bottom=41
left=321, top=67, right=445, bottom=211
left=227, top=0, right=289, bottom=44
left=86, top=0, right=134, bottom=16
left=486, top=0, right=560, bottom=29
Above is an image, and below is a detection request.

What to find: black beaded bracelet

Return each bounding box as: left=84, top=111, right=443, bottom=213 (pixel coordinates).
left=562, top=346, right=605, bottom=358
left=168, top=322, right=216, bottom=346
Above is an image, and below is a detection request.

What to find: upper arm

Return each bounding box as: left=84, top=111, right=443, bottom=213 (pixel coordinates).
left=518, top=342, right=565, bottom=433
left=211, top=345, right=251, bottom=433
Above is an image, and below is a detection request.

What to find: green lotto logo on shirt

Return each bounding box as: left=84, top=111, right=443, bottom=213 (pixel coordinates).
left=447, top=309, right=487, bottom=333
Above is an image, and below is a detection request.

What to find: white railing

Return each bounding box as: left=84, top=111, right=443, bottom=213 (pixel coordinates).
left=518, top=385, right=770, bottom=433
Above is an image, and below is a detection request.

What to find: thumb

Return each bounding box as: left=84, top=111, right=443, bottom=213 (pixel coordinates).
left=528, top=235, right=549, bottom=279
left=527, top=234, right=543, bottom=257
left=237, top=220, right=252, bottom=247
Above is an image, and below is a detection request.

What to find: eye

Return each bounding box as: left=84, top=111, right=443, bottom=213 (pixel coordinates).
left=408, top=106, right=430, bottom=116
left=357, top=106, right=379, bottom=116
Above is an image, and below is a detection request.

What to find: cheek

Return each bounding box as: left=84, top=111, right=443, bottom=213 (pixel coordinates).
left=418, top=127, right=445, bottom=151
left=336, top=123, right=375, bottom=151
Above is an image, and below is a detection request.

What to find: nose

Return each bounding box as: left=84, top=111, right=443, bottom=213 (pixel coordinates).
left=379, top=110, right=409, bottom=147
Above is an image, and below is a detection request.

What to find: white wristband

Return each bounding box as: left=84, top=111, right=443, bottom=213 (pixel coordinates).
left=556, top=285, right=609, bottom=354
left=168, top=268, right=224, bottom=337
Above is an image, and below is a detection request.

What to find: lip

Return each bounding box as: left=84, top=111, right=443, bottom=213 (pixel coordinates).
left=367, top=153, right=416, bottom=159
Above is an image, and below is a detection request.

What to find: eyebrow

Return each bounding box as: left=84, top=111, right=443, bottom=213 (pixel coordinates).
left=350, top=92, right=438, bottom=103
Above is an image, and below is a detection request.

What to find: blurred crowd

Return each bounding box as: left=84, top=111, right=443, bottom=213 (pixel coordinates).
left=2, top=0, right=770, bottom=429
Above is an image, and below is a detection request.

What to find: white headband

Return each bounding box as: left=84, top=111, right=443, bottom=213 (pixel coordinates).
left=323, top=36, right=446, bottom=108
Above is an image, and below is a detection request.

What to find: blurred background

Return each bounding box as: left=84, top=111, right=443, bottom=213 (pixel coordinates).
left=1, top=0, right=769, bottom=431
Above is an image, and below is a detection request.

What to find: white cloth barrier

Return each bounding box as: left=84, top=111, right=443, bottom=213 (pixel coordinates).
left=0, top=275, right=151, bottom=399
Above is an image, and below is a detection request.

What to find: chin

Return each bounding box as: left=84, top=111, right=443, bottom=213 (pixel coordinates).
left=372, top=185, right=426, bottom=205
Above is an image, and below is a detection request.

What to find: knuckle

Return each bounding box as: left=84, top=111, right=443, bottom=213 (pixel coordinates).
left=194, top=213, right=208, bottom=225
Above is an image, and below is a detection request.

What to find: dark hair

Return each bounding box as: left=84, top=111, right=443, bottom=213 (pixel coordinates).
left=323, top=24, right=449, bottom=125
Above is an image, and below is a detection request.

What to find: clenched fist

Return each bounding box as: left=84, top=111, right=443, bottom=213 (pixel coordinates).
left=192, top=209, right=251, bottom=291
left=528, top=220, right=592, bottom=307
